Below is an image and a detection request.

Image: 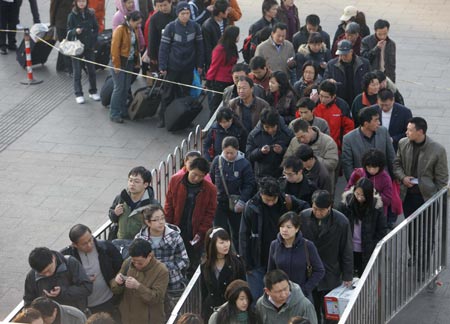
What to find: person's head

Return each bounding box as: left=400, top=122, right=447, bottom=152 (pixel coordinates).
left=188, top=157, right=209, bottom=184
left=288, top=316, right=312, bottom=324
left=260, top=108, right=279, bottom=135
left=374, top=19, right=390, bottom=41
left=69, top=224, right=94, bottom=254
left=344, top=22, right=360, bottom=44
left=128, top=166, right=151, bottom=195
left=220, top=25, right=240, bottom=51
left=224, top=279, right=253, bottom=312
left=292, top=118, right=313, bottom=144
left=282, top=156, right=304, bottom=183
left=28, top=247, right=55, bottom=277
left=212, top=0, right=229, bottom=17
left=262, top=0, right=279, bottom=19
left=336, top=39, right=353, bottom=63
left=271, top=22, right=288, bottom=45
left=30, top=298, right=58, bottom=324
left=222, top=136, right=239, bottom=161
left=361, top=149, right=386, bottom=176
left=377, top=88, right=395, bottom=112
left=155, top=0, right=172, bottom=14
left=183, top=150, right=202, bottom=171
left=249, top=56, right=268, bottom=80
left=175, top=313, right=203, bottom=324
left=176, top=1, right=191, bottom=24
left=318, top=80, right=337, bottom=105
left=263, top=269, right=291, bottom=305
left=258, top=177, right=281, bottom=206
left=232, top=63, right=250, bottom=85
left=359, top=106, right=380, bottom=132
left=301, top=61, right=318, bottom=83
left=305, top=14, right=320, bottom=33
left=143, top=205, right=166, bottom=234
left=374, top=70, right=387, bottom=89
left=74, top=0, right=89, bottom=12
left=281, top=0, right=294, bottom=8
left=295, top=144, right=315, bottom=169
left=362, top=71, right=380, bottom=96
left=278, top=211, right=301, bottom=242
left=128, top=239, right=153, bottom=271
left=269, top=71, right=290, bottom=96
left=406, top=117, right=427, bottom=143
left=13, top=308, right=43, bottom=324
left=237, top=76, right=254, bottom=101
left=311, top=190, right=332, bottom=219
left=340, top=5, right=358, bottom=22
left=86, top=312, right=116, bottom=324
left=295, top=97, right=316, bottom=122
left=216, top=108, right=234, bottom=129
left=353, top=177, right=374, bottom=207
left=123, top=0, right=135, bottom=11
left=205, top=227, right=231, bottom=261
left=125, top=11, right=142, bottom=28
left=307, top=32, right=323, bottom=53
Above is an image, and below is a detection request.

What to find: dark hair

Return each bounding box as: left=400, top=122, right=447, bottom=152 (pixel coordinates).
left=216, top=107, right=234, bottom=122
left=142, top=204, right=165, bottom=222
left=218, top=25, right=239, bottom=64
left=28, top=247, right=53, bottom=272
left=282, top=156, right=304, bottom=173
left=73, top=0, right=90, bottom=12
left=175, top=313, right=204, bottom=324
left=30, top=297, right=58, bottom=317
left=86, top=312, right=116, bottom=324
left=361, top=148, right=386, bottom=170
left=374, top=19, right=390, bottom=30
left=232, top=62, right=250, bottom=74
left=213, top=0, right=229, bottom=15
left=305, top=14, right=320, bottom=26
left=262, top=0, right=278, bottom=16
left=408, top=117, right=427, bottom=134
left=278, top=211, right=301, bottom=228
left=13, top=308, right=42, bottom=323
left=289, top=316, right=312, bottom=324
left=129, top=166, right=152, bottom=184
left=362, top=71, right=379, bottom=94
left=269, top=71, right=295, bottom=98
left=302, top=61, right=319, bottom=80
left=377, top=88, right=394, bottom=101
left=308, top=32, right=323, bottom=44
left=272, top=22, right=287, bottom=33
left=125, top=10, right=142, bottom=22
left=374, top=70, right=386, bottom=82
left=237, top=75, right=254, bottom=88
left=291, top=118, right=309, bottom=133
left=358, top=106, right=379, bottom=126
left=257, top=26, right=273, bottom=43
left=311, top=190, right=332, bottom=208
left=189, top=156, right=210, bottom=174
left=155, top=0, right=171, bottom=3
left=353, top=11, right=367, bottom=32
left=352, top=177, right=374, bottom=213
left=216, top=280, right=258, bottom=324
left=128, top=238, right=152, bottom=257
left=222, top=136, right=239, bottom=150
left=264, top=269, right=290, bottom=290
left=184, top=150, right=202, bottom=160
left=69, top=224, right=92, bottom=243
left=258, top=176, right=281, bottom=196
left=249, top=56, right=266, bottom=70
left=295, top=144, right=314, bottom=161
left=260, top=108, right=279, bottom=126
left=319, top=80, right=337, bottom=96
left=296, top=97, right=316, bottom=110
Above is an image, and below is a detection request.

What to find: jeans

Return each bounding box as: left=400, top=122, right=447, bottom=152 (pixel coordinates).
left=246, top=266, right=266, bottom=302
left=72, top=48, right=97, bottom=97
left=0, top=1, right=20, bottom=48
left=110, top=60, right=134, bottom=119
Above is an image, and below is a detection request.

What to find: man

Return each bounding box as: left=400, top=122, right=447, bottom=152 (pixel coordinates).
left=158, top=1, right=205, bottom=127
left=165, top=157, right=217, bottom=275
left=24, top=247, right=93, bottom=310
left=0, top=0, right=20, bottom=54
left=256, top=269, right=318, bottom=324
left=375, top=70, right=404, bottom=105
left=375, top=88, right=412, bottom=151
left=202, top=0, right=229, bottom=69
left=31, top=297, right=86, bottom=324
left=246, top=108, right=293, bottom=179
left=249, top=55, right=272, bottom=93
left=280, top=156, right=318, bottom=205
left=240, top=177, right=309, bottom=300
left=249, top=0, right=279, bottom=35
left=289, top=98, right=329, bottom=134
left=296, top=144, right=332, bottom=193
left=62, top=224, right=123, bottom=316
left=313, top=80, right=354, bottom=154
left=254, top=22, right=295, bottom=75
left=341, top=106, right=396, bottom=181
left=292, top=14, right=330, bottom=52
left=108, top=166, right=159, bottom=240
left=324, top=39, right=371, bottom=106
left=300, top=190, right=353, bottom=324
left=228, top=76, right=271, bottom=132
left=331, top=22, right=361, bottom=58
left=50, top=0, right=74, bottom=73
left=111, top=239, right=169, bottom=324
left=361, top=19, right=396, bottom=82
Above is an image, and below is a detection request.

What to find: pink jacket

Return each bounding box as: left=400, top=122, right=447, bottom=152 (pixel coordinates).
left=112, top=0, right=145, bottom=51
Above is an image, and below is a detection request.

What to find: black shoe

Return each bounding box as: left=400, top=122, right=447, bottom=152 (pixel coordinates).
left=110, top=117, right=124, bottom=124
left=157, top=119, right=165, bottom=128
left=8, top=44, right=17, bottom=51
left=0, top=47, right=7, bottom=55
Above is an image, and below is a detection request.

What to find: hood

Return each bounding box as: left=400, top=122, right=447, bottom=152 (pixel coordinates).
left=220, top=150, right=245, bottom=163
left=341, top=186, right=384, bottom=210
left=298, top=42, right=327, bottom=54
left=137, top=223, right=181, bottom=240
left=261, top=281, right=306, bottom=309
left=115, top=0, right=135, bottom=15
left=276, top=231, right=304, bottom=246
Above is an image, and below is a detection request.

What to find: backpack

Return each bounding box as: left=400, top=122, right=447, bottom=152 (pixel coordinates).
left=241, top=33, right=259, bottom=63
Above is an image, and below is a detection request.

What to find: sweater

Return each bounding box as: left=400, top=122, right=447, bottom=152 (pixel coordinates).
left=254, top=38, right=295, bottom=75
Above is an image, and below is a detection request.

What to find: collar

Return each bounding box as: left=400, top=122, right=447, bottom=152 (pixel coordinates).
left=239, top=96, right=256, bottom=107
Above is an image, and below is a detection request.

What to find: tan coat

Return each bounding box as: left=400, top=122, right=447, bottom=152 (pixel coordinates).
left=254, top=38, right=295, bottom=75
left=111, top=24, right=141, bottom=69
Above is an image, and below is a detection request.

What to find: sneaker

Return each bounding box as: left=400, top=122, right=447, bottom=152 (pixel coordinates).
left=110, top=116, right=124, bottom=124
left=89, top=93, right=101, bottom=101
left=0, top=48, right=7, bottom=55
left=76, top=96, right=85, bottom=104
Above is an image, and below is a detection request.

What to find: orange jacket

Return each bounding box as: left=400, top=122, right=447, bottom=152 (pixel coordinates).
left=89, top=0, right=105, bottom=33
left=111, top=24, right=141, bottom=69
left=211, top=0, right=241, bottom=25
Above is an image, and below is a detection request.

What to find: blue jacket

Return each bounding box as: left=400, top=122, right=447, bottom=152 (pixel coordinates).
left=203, top=121, right=248, bottom=161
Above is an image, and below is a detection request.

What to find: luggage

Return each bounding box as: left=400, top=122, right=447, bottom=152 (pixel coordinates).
left=165, top=93, right=206, bottom=131
left=94, top=28, right=112, bottom=69
left=100, top=75, right=114, bottom=107
left=16, top=26, right=56, bottom=68
left=128, top=80, right=161, bottom=120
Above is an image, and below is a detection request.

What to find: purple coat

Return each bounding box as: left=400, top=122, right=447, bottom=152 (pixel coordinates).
left=112, top=0, right=145, bottom=50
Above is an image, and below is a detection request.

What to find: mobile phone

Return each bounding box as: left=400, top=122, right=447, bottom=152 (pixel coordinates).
left=312, top=89, right=318, bottom=95
left=119, top=273, right=128, bottom=281
left=410, top=178, right=419, bottom=185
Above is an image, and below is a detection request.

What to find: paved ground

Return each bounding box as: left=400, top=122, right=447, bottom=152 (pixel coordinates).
left=1, top=0, right=450, bottom=322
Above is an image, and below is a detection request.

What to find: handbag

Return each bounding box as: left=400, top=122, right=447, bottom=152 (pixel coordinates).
left=218, top=157, right=240, bottom=212
left=59, top=32, right=84, bottom=56
left=304, top=238, right=313, bottom=278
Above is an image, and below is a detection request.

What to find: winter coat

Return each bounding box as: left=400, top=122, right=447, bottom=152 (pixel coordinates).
left=228, top=96, right=271, bottom=133
left=67, top=8, right=99, bottom=50
left=292, top=76, right=322, bottom=97
left=256, top=281, right=318, bottom=324
left=148, top=9, right=176, bottom=60
left=222, top=84, right=266, bottom=109
left=333, top=22, right=370, bottom=47
left=276, top=4, right=300, bottom=41
left=24, top=251, right=93, bottom=310
left=331, top=33, right=361, bottom=58
left=268, top=232, right=325, bottom=296
left=50, top=0, right=73, bottom=29
left=351, top=92, right=378, bottom=127
left=111, top=23, right=141, bottom=69
left=254, top=38, right=295, bottom=75
left=189, top=0, right=211, bottom=25
left=267, top=90, right=297, bottom=125
left=300, top=208, right=354, bottom=291
left=112, top=0, right=145, bottom=50
left=203, top=121, right=248, bottom=161
left=249, top=17, right=278, bottom=36
left=212, top=0, right=241, bottom=25
left=206, top=44, right=238, bottom=84
left=375, top=103, right=412, bottom=152
left=289, top=116, right=329, bottom=136
left=292, top=24, right=331, bottom=52
left=294, top=43, right=331, bottom=77
left=208, top=302, right=256, bottom=324
left=303, top=159, right=332, bottom=193
left=89, top=0, right=106, bottom=33
left=361, top=34, right=396, bottom=82
left=202, top=17, right=228, bottom=68
left=56, top=302, right=87, bottom=324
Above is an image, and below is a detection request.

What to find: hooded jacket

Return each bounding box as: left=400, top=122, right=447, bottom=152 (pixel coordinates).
left=294, top=43, right=331, bottom=77
left=292, top=24, right=331, bottom=52
left=55, top=302, right=87, bottom=324
left=203, top=120, right=248, bottom=161
left=67, top=8, right=99, bottom=49
left=112, top=0, right=145, bottom=49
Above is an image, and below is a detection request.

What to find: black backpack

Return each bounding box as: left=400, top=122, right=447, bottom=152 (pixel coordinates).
left=241, top=33, right=259, bottom=63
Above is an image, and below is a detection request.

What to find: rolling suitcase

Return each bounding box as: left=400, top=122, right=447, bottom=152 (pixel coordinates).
left=128, top=80, right=162, bottom=120
left=94, top=29, right=112, bottom=69
left=100, top=75, right=114, bottom=107
left=16, top=26, right=56, bottom=68
left=165, top=93, right=206, bottom=131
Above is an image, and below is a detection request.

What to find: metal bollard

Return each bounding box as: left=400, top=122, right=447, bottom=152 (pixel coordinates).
left=20, top=28, right=43, bottom=85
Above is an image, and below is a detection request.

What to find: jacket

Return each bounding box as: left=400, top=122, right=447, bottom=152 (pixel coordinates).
left=239, top=193, right=310, bottom=270
left=300, top=208, right=353, bottom=291
left=249, top=68, right=272, bottom=93
left=108, top=187, right=159, bottom=239
left=112, top=0, right=145, bottom=49
left=89, top=0, right=106, bottom=33
left=341, top=126, right=396, bottom=181
left=200, top=255, right=246, bottom=321
left=331, top=33, right=361, bottom=58
left=67, top=8, right=99, bottom=50
left=210, top=151, right=256, bottom=204
left=245, top=121, right=293, bottom=179
left=222, top=84, right=266, bottom=109
left=361, top=34, right=396, bottom=82
left=203, top=121, right=248, bottom=161
left=268, top=232, right=325, bottom=296
left=267, top=90, right=297, bottom=125
left=164, top=173, right=217, bottom=244
left=292, top=24, right=331, bottom=52
left=111, top=23, right=141, bottom=69
left=351, top=92, right=378, bottom=127
left=303, top=159, right=332, bottom=193
left=256, top=281, right=318, bottom=324
left=206, top=44, right=238, bottom=84
left=333, top=22, right=370, bottom=46
left=56, top=302, right=87, bottom=324
left=289, top=116, right=330, bottom=136
left=50, top=0, right=73, bottom=29
left=276, top=4, right=300, bottom=41
left=228, top=96, right=271, bottom=133
left=249, top=17, right=278, bottom=36
left=111, top=257, right=169, bottom=324
left=202, top=17, right=228, bottom=68
left=148, top=9, right=176, bottom=60
left=375, top=103, right=412, bottom=151
left=294, top=43, right=331, bottom=77
left=337, top=188, right=387, bottom=267
left=208, top=302, right=257, bottom=324
left=254, top=38, right=295, bottom=75
left=393, top=136, right=449, bottom=201
left=24, top=251, right=93, bottom=309
left=135, top=223, right=189, bottom=290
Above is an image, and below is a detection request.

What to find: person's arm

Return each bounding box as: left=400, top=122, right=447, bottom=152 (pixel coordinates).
left=267, top=241, right=276, bottom=272
left=197, top=185, right=217, bottom=241
left=108, top=194, right=122, bottom=222
left=206, top=45, right=225, bottom=82
left=435, top=146, right=449, bottom=190
left=111, top=27, right=124, bottom=70
left=374, top=207, right=388, bottom=241
left=316, top=139, right=339, bottom=174
left=245, top=132, right=265, bottom=162
left=158, top=24, right=172, bottom=72
left=303, top=241, right=325, bottom=295
left=106, top=241, right=124, bottom=276
left=202, top=24, right=213, bottom=69
left=60, top=257, right=93, bottom=301
left=339, top=220, right=354, bottom=283
left=238, top=161, right=256, bottom=203
left=239, top=203, right=252, bottom=269
left=360, top=36, right=380, bottom=63
left=341, top=135, right=354, bottom=181
left=385, top=130, right=396, bottom=177
left=135, top=265, right=169, bottom=304
left=23, top=272, right=38, bottom=306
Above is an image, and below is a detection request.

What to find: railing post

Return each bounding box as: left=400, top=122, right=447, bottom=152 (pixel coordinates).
left=20, top=28, right=43, bottom=85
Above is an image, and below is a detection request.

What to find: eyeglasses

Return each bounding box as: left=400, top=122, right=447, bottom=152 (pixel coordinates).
left=150, top=217, right=165, bottom=222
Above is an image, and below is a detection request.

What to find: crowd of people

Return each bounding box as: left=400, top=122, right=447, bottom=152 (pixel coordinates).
left=6, top=0, right=450, bottom=324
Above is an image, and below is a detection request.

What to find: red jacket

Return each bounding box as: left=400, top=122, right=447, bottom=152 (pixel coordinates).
left=164, top=173, right=217, bottom=244
left=206, top=44, right=237, bottom=83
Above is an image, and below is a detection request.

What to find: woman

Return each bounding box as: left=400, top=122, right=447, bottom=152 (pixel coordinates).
left=275, top=0, right=300, bottom=42
left=206, top=26, right=240, bottom=114
left=67, top=0, right=100, bottom=104
left=351, top=72, right=380, bottom=127
left=293, top=61, right=321, bottom=98
left=174, top=150, right=213, bottom=182
left=333, top=5, right=370, bottom=45
left=50, top=0, right=74, bottom=73
left=13, top=308, right=43, bottom=324
left=112, top=0, right=145, bottom=47
left=203, top=108, right=247, bottom=162
left=208, top=279, right=259, bottom=324
left=338, top=178, right=387, bottom=277
left=210, top=136, right=255, bottom=249
left=201, top=227, right=246, bottom=322
left=267, top=212, right=325, bottom=300
left=266, top=71, right=298, bottom=124
left=110, top=10, right=142, bottom=123
left=292, top=32, right=331, bottom=78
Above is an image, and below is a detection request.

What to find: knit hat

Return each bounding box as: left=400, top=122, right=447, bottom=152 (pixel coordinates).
left=225, top=280, right=250, bottom=300
left=340, top=5, right=358, bottom=21
left=176, top=1, right=190, bottom=15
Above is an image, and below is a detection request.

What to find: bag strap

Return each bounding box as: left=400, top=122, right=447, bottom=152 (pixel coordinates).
left=304, top=239, right=311, bottom=269
left=218, top=157, right=230, bottom=198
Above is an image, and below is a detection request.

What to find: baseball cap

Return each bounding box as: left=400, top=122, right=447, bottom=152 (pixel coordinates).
left=336, top=39, right=353, bottom=55
left=340, top=5, right=358, bottom=21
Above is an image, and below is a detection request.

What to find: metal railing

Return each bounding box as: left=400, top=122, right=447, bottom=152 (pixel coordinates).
left=339, top=187, right=448, bottom=324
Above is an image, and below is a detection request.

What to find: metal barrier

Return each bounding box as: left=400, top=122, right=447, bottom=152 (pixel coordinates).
left=339, top=187, right=448, bottom=324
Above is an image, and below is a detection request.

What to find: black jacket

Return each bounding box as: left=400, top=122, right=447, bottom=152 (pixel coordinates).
left=202, top=17, right=228, bottom=69
left=375, top=102, right=412, bottom=151
left=249, top=17, right=278, bottom=35
left=67, top=8, right=99, bottom=50
left=148, top=9, right=177, bottom=60
left=203, top=120, right=248, bottom=161
left=292, top=25, right=331, bottom=52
